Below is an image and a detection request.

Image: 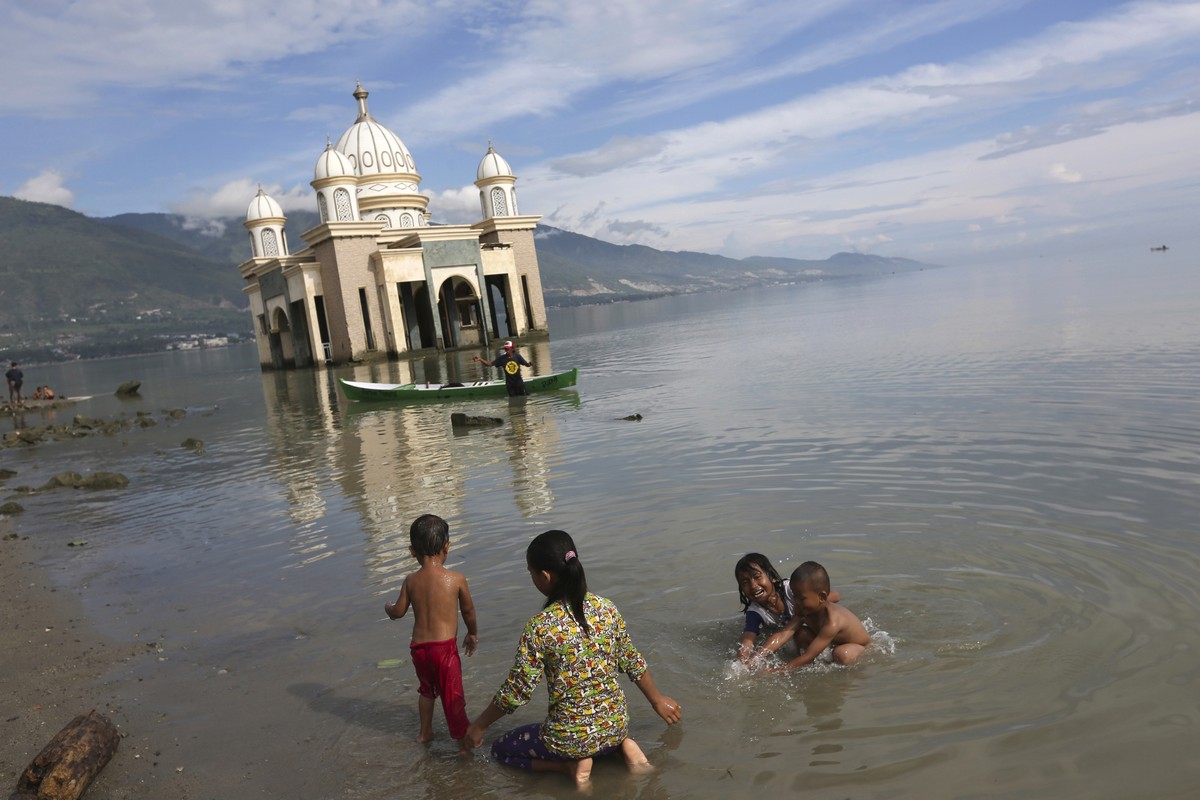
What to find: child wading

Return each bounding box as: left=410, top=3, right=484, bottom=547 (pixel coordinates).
left=463, top=530, right=682, bottom=785
left=385, top=514, right=478, bottom=745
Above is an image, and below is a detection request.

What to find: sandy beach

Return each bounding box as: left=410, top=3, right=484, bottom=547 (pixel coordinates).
left=0, top=520, right=204, bottom=799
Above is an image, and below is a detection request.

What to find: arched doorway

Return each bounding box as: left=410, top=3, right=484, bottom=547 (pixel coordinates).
left=437, top=277, right=484, bottom=349
left=271, top=307, right=295, bottom=368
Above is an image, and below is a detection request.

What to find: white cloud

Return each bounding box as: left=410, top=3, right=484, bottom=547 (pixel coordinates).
left=512, top=2, right=1200, bottom=260
left=427, top=186, right=479, bottom=224
left=1049, top=163, right=1083, bottom=183
left=13, top=169, right=75, bottom=208
left=169, top=178, right=311, bottom=220
left=396, top=0, right=849, bottom=138
left=0, top=0, right=448, bottom=111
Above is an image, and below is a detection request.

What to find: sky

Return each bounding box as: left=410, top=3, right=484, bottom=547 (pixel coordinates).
left=2, top=0, right=1199, bottom=267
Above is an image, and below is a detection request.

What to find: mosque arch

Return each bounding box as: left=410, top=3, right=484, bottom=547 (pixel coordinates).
left=436, top=276, right=483, bottom=349
left=270, top=306, right=295, bottom=368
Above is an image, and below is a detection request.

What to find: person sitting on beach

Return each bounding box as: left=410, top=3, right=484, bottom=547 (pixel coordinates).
left=463, top=529, right=682, bottom=785
left=735, top=553, right=838, bottom=662
left=41, top=386, right=55, bottom=400
left=384, top=514, right=478, bottom=746
left=750, top=561, right=869, bottom=672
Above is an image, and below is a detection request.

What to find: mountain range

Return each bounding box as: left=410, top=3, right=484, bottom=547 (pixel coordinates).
left=0, top=195, right=938, bottom=361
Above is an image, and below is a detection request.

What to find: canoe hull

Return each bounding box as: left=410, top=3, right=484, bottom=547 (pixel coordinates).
left=339, top=368, right=578, bottom=402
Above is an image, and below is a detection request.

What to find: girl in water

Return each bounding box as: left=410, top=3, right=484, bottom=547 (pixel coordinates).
left=464, top=530, right=682, bottom=785
left=735, top=553, right=838, bottom=662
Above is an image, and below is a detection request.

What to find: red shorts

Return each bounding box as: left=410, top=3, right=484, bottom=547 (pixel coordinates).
left=410, top=638, right=468, bottom=739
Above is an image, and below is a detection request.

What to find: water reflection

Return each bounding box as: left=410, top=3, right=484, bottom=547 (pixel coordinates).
left=254, top=347, right=574, bottom=591
left=260, top=368, right=342, bottom=529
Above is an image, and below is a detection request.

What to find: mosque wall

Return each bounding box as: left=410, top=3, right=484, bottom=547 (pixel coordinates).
left=423, top=240, right=482, bottom=270
left=308, top=235, right=388, bottom=362
left=258, top=269, right=286, bottom=300
left=478, top=226, right=547, bottom=332
left=507, top=229, right=547, bottom=331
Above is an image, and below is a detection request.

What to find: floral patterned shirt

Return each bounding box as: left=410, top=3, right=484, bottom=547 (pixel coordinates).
left=493, top=593, right=648, bottom=758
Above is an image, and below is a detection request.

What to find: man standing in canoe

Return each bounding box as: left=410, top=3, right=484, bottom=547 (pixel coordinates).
left=474, top=341, right=532, bottom=397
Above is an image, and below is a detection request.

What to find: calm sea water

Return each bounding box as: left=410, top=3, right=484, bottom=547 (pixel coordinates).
left=9, top=256, right=1200, bottom=799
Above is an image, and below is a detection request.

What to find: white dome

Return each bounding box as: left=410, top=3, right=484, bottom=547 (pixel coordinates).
left=246, top=186, right=284, bottom=222
left=334, top=83, right=417, bottom=177
left=314, top=141, right=356, bottom=181
left=477, top=145, right=514, bottom=180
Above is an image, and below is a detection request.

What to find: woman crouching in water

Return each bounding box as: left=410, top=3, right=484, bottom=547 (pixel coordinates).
left=463, top=530, right=682, bottom=785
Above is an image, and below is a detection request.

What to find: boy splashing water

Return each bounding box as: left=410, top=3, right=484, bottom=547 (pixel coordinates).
left=751, top=561, right=870, bottom=672
left=734, top=553, right=840, bottom=662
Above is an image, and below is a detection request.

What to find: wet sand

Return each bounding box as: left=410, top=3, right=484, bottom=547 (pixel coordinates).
left=0, top=521, right=205, bottom=798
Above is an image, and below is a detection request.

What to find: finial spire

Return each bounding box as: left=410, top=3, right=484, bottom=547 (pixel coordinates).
left=353, top=82, right=370, bottom=122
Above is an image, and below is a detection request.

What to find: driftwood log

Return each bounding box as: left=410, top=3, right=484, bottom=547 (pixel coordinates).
left=11, top=710, right=120, bottom=800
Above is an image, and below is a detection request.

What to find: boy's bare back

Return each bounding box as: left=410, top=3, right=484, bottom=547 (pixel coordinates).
left=813, top=602, right=871, bottom=648
left=386, top=558, right=478, bottom=652
left=754, top=589, right=871, bottom=670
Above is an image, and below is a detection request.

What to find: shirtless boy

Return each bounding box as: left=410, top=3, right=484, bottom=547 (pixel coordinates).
left=751, top=561, right=870, bottom=672
left=385, top=514, right=478, bottom=745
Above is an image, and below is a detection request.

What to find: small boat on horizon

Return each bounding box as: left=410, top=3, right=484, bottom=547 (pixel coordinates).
left=1151, top=245, right=1169, bottom=252
left=339, top=367, right=579, bottom=402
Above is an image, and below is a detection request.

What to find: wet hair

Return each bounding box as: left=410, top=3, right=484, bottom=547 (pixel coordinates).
left=409, top=514, right=450, bottom=558
left=734, top=552, right=785, bottom=612
left=527, top=530, right=589, bottom=635
left=790, top=561, right=831, bottom=595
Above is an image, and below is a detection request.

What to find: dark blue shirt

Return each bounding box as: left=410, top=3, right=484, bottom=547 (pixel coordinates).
left=493, top=350, right=531, bottom=395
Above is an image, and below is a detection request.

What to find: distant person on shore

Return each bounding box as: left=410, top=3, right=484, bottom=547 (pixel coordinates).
left=473, top=341, right=531, bottom=396
left=5, top=362, right=23, bottom=406
left=463, top=529, right=682, bottom=785
left=750, top=561, right=869, bottom=672
left=384, top=514, right=478, bottom=746
left=734, top=553, right=839, bottom=662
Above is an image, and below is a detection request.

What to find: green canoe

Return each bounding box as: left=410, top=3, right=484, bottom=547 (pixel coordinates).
left=339, top=367, right=579, bottom=402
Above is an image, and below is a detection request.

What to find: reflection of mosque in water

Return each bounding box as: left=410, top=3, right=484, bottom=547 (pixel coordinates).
left=258, top=342, right=566, bottom=579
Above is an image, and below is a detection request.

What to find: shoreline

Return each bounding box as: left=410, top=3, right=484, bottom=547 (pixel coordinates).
left=0, top=520, right=203, bottom=798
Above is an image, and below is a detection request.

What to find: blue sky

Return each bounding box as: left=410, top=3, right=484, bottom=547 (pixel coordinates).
left=3, top=0, right=1198, bottom=266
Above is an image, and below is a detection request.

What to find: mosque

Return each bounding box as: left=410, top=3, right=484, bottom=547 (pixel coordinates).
left=238, top=84, right=548, bottom=370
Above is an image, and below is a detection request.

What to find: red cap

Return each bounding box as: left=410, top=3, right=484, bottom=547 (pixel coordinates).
left=503, top=341, right=514, bottom=348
